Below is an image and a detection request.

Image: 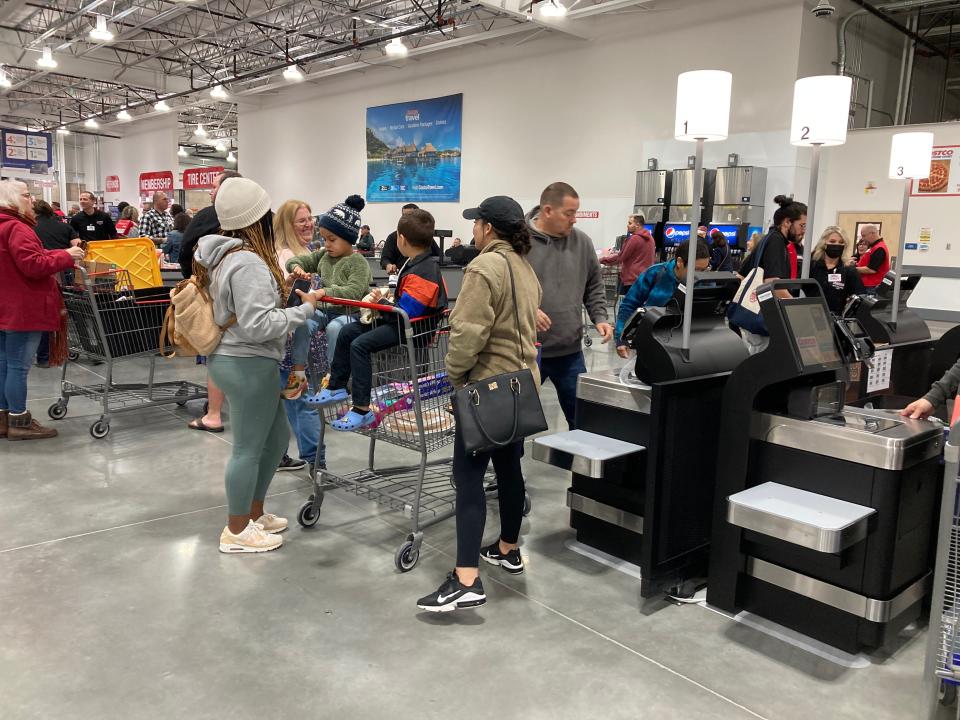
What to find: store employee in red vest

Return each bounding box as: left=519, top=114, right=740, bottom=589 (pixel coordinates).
left=855, top=223, right=890, bottom=289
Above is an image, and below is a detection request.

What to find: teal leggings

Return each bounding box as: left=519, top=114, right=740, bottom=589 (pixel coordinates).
left=208, top=355, right=290, bottom=516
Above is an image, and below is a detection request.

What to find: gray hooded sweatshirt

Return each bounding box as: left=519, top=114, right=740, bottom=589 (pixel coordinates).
left=194, top=235, right=312, bottom=361
left=526, top=217, right=608, bottom=359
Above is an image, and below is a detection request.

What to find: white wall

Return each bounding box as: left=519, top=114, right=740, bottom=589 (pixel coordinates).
left=238, top=0, right=805, bottom=250
left=816, top=121, right=960, bottom=317
left=98, top=115, right=179, bottom=205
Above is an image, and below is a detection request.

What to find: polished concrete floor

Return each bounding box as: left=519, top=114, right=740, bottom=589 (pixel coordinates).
left=0, top=334, right=952, bottom=720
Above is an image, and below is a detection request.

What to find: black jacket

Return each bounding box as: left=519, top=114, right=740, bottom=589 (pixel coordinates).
left=380, top=230, right=441, bottom=270
left=179, top=205, right=220, bottom=278
left=810, top=258, right=865, bottom=314
left=36, top=214, right=77, bottom=250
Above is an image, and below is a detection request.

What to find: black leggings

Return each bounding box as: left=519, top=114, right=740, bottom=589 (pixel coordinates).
left=328, top=321, right=401, bottom=406
left=454, top=428, right=526, bottom=568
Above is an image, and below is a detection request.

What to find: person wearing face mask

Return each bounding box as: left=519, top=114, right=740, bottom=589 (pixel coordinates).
left=809, top=226, right=864, bottom=314
left=731, top=195, right=807, bottom=354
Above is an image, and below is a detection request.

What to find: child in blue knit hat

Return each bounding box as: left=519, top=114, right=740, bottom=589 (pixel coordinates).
left=281, top=195, right=372, bottom=399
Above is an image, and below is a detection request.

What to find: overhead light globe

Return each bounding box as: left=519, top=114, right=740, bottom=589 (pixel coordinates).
left=0, top=66, right=10, bottom=89
left=790, top=75, right=852, bottom=148
left=385, top=38, right=408, bottom=58
left=538, top=0, right=567, bottom=17
left=37, top=47, right=57, bottom=69
left=194, top=123, right=207, bottom=137
left=178, top=146, right=189, bottom=157
left=226, top=151, right=236, bottom=163
left=214, top=139, right=226, bottom=152
left=84, top=117, right=99, bottom=129
left=210, top=85, right=228, bottom=100
left=154, top=99, right=171, bottom=112
left=89, top=15, right=114, bottom=42
left=116, top=109, right=132, bottom=121
left=57, top=127, right=71, bottom=135
left=674, top=70, right=732, bottom=142
left=283, top=65, right=304, bottom=82
left=889, top=132, right=934, bottom=180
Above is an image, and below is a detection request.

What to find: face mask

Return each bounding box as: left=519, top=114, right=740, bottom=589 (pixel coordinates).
left=824, top=245, right=844, bottom=259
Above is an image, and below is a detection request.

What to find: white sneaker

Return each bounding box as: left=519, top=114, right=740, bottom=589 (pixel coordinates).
left=254, top=513, right=288, bottom=533
left=219, top=520, right=283, bottom=553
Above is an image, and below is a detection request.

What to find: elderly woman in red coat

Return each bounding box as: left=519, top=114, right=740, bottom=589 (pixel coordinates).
left=0, top=181, right=84, bottom=440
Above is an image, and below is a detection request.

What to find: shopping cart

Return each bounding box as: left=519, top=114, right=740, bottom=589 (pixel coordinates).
left=298, top=296, right=529, bottom=572
left=48, top=266, right=206, bottom=439
left=582, top=264, right=621, bottom=348
left=924, top=420, right=960, bottom=718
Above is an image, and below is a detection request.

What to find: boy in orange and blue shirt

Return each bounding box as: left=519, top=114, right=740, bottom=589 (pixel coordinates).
left=306, top=208, right=448, bottom=430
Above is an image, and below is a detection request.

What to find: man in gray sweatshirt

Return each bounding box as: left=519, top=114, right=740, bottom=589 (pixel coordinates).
left=527, top=182, right=612, bottom=429
left=902, top=355, right=960, bottom=420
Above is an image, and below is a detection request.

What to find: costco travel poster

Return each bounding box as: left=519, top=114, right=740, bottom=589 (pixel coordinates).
left=366, top=93, right=463, bottom=203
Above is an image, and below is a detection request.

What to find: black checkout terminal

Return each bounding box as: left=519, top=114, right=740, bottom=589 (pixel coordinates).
left=708, top=280, right=943, bottom=653
left=533, top=272, right=748, bottom=599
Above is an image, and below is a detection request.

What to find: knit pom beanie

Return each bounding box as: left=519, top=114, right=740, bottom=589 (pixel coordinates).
left=317, top=195, right=365, bottom=244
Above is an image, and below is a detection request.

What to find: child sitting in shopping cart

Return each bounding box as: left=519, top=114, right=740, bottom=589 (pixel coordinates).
left=281, top=196, right=373, bottom=400
left=304, top=208, right=448, bottom=431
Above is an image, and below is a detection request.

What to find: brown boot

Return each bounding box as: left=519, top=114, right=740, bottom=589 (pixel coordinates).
left=7, top=410, right=58, bottom=441
left=0, top=410, right=7, bottom=438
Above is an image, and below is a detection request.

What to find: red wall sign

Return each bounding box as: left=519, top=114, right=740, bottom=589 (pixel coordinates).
left=105, top=175, right=120, bottom=193
left=138, top=170, right=174, bottom=194
left=182, top=166, right=225, bottom=190
left=575, top=211, right=600, bottom=219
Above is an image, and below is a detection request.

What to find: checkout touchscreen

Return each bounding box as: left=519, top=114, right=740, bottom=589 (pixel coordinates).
left=782, top=301, right=842, bottom=369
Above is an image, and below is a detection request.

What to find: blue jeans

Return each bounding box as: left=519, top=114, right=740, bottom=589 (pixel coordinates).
left=291, top=311, right=358, bottom=367
left=279, top=369, right=325, bottom=466
left=0, top=331, right=43, bottom=414
left=539, top=351, right=587, bottom=430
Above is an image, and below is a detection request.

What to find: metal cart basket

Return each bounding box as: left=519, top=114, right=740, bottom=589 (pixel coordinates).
left=925, top=420, right=960, bottom=718
left=297, top=296, right=529, bottom=572
left=48, top=266, right=206, bottom=438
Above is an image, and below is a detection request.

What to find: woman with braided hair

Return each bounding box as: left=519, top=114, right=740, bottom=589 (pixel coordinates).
left=193, top=177, right=323, bottom=554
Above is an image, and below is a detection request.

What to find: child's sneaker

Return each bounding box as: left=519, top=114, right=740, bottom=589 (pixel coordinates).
left=282, top=372, right=307, bottom=400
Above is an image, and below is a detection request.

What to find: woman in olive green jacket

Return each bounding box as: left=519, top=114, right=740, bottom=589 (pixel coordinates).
left=418, top=196, right=542, bottom=613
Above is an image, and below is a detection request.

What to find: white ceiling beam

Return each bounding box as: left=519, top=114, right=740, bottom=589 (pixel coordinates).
left=473, top=0, right=590, bottom=39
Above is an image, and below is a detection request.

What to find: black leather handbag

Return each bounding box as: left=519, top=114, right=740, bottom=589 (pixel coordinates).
left=453, top=253, right=548, bottom=455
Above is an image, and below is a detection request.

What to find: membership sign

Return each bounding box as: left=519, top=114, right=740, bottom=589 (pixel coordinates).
left=365, top=93, right=462, bottom=203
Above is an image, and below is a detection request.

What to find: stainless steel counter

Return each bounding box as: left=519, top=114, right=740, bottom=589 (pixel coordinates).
left=750, top=407, right=943, bottom=471
left=575, top=369, right=651, bottom=414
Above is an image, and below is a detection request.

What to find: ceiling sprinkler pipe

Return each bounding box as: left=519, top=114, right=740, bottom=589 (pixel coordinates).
left=838, top=9, right=868, bottom=76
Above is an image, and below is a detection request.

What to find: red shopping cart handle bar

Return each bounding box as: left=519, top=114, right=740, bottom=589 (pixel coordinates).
left=317, top=296, right=449, bottom=323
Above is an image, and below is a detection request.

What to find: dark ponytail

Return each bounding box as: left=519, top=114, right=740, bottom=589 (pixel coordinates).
left=772, top=194, right=807, bottom=227
left=505, top=224, right=532, bottom=255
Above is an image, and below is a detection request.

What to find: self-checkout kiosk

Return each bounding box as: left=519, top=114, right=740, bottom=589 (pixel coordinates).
left=708, top=165, right=767, bottom=271
left=708, top=279, right=944, bottom=653
left=844, top=270, right=935, bottom=401
left=532, top=273, right=748, bottom=598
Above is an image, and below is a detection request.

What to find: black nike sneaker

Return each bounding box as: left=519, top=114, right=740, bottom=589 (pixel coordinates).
left=417, top=571, right=487, bottom=612
left=480, top=541, right=524, bottom=575
left=277, top=454, right=307, bottom=472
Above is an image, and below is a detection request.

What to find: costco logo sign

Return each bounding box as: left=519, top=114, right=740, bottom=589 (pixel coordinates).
left=933, top=149, right=954, bottom=158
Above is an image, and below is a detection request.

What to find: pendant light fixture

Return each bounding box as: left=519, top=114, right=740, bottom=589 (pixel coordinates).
left=154, top=99, right=171, bottom=113
left=178, top=146, right=189, bottom=157
left=283, top=65, right=304, bottom=82
left=385, top=38, right=408, bottom=58
left=226, top=150, right=236, bottom=163
left=37, top=47, right=57, bottom=69
left=0, top=65, right=10, bottom=89
left=538, top=0, right=567, bottom=17
left=194, top=123, right=207, bottom=137
left=116, top=109, right=132, bottom=121
left=89, top=15, right=114, bottom=42
left=84, top=117, right=99, bottom=129
left=210, top=85, right=228, bottom=100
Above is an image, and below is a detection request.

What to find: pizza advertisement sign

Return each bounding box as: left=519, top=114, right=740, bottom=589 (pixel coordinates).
left=911, top=145, right=960, bottom=196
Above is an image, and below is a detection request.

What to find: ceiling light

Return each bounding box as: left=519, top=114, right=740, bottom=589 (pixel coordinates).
left=214, top=139, right=226, bottom=152
left=283, top=65, right=304, bottom=82
left=194, top=123, right=207, bottom=137
left=178, top=146, right=189, bottom=157
left=57, top=127, right=71, bottom=135
left=116, top=109, right=132, bottom=121
left=37, top=47, right=57, bottom=69
left=385, top=38, right=408, bottom=58
left=0, top=67, right=10, bottom=89
left=89, top=15, right=114, bottom=42
left=154, top=99, right=171, bottom=112
left=210, top=85, right=228, bottom=100
left=538, top=0, right=567, bottom=17
left=84, top=117, right=99, bottom=129
left=226, top=151, right=236, bottom=163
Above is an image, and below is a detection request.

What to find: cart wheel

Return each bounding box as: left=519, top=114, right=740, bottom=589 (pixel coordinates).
left=298, top=500, right=321, bottom=528
left=523, top=493, right=532, bottom=517
left=395, top=541, right=420, bottom=572
left=939, top=681, right=957, bottom=706
left=584, top=336, right=593, bottom=347
left=89, top=420, right=110, bottom=439
left=47, top=402, right=68, bottom=420
left=67, top=351, right=79, bottom=362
